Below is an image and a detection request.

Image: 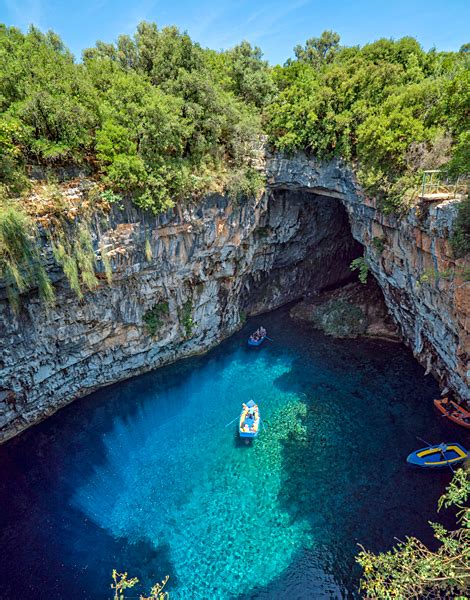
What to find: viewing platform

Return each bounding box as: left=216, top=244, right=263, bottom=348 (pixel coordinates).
left=418, top=170, right=468, bottom=203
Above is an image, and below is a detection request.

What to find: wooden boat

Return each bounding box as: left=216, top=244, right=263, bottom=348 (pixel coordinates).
left=239, top=400, right=260, bottom=438
left=434, top=397, right=470, bottom=429
left=407, top=443, right=468, bottom=468
left=248, top=335, right=266, bottom=347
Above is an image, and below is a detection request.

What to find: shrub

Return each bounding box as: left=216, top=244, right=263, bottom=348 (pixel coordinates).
left=180, top=299, right=194, bottom=337
left=225, top=167, right=265, bottom=201
left=143, top=301, right=170, bottom=336
left=350, top=256, right=370, bottom=284
left=451, top=194, right=470, bottom=258
left=357, top=468, right=470, bottom=599
left=371, top=237, right=386, bottom=253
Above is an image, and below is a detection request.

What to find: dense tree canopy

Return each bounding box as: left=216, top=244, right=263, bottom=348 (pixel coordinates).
left=0, top=23, right=265, bottom=212
left=0, top=23, right=468, bottom=214
left=267, top=35, right=469, bottom=209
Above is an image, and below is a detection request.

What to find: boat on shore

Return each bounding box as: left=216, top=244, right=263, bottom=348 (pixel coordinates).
left=407, top=442, right=468, bottom=468
left=434, top=397, right=470, bottom=429
left=239, top=400, right=260, bottom=438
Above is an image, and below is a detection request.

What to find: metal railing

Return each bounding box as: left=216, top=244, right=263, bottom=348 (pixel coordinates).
left=420, top=170, right=469, bottom=200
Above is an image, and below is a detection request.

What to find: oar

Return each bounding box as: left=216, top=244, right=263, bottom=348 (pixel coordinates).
left=225, top=414, right=241, bottom=428
left=416, top=436, right=455, bottom=473
left=417, top=436, right=433, bottom=446
left=261, top=419, right=267, bottom=433
left=265, top=336, right=273, bottom=342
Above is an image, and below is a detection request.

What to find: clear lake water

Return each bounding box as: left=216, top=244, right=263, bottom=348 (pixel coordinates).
left=1, top=304, right=467, bottom=599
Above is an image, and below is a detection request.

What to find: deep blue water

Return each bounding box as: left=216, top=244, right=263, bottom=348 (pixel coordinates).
left=0, top=305, right=467, bottom=599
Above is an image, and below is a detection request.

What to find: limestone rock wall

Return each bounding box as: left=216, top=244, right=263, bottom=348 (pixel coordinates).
left=0, top=187, right=358, bottom=442
left=267, top=153, right=469, bottom=402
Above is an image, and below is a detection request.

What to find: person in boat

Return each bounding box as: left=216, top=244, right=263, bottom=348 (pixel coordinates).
left=442, top=398, right=453, bottom=413
left=251, top=327, right=265, bottom=341
left=438, top=443, right=448, bottom=456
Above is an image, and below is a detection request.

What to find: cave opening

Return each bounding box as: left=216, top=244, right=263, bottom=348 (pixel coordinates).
left=243, top=188, right=364, bottom=315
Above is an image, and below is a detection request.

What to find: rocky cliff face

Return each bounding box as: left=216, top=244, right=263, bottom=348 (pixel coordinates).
left=267, top=153, right=469, bottom=403
left=1, top=153, right=467, bottom=442
left=0, top=183, right=359, bottom=442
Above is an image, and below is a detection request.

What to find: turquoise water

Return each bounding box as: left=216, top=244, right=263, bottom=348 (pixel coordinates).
left=0, top=305, right=464, bottom=599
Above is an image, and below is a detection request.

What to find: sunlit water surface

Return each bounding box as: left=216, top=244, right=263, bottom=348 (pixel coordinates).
left=1, top=305, right=464, bottom=599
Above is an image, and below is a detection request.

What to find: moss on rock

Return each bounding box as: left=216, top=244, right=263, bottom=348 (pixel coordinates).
left=312, top=299, right=367, bottom=338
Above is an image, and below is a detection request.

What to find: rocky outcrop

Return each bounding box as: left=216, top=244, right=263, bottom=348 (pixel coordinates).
left=290, top=280, right=399, bottom=340
left=267, top=153, right=469, bottom=402
left=0, top=186, right=359, bottom=442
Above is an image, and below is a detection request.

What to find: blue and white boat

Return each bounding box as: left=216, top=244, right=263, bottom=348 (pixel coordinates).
left=239, top=400, right=260, bottom=438
left=248, top=328, right=267, bottom=346
left=406, top=442, right=468, bottom=468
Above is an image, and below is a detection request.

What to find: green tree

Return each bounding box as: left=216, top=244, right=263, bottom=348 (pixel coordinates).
left=220, top=41, right=276, bottom=107
left=357, top=468, right=470, bottom=599
left=293, top=30, right=341, bottom=68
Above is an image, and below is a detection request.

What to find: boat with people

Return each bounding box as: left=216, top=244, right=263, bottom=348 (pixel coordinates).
left=406, top=442, right=468, bottom=468
left=434, top=397, right=470, bottom=429
left=239, top=400, right=260, bottom=438
left=248, top=327, right=267, bottom=346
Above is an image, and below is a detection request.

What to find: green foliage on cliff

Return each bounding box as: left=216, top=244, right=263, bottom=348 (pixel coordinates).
left=451, top=194, right=470, bottom=258
left=350, top=256, right=370, bottom=284
left=357, top=467, right=470, bottom=599
left=0, top=201, right=54, bottom=310
left=0, top=22, right=467, bottom=217
left=143, top=301, right=170, bottom=336
left=180, top=299, right=195, bottom=337
left=51, top=222, right=99, bottom=299
left=266, top=35, right=469, bottom=211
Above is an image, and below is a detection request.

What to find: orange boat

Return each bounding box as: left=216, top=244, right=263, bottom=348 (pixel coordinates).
left=434, top=397, right=470, bottom=429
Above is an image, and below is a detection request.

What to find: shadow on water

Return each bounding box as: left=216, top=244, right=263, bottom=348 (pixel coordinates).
left=0, top=350, right=226, bottom=599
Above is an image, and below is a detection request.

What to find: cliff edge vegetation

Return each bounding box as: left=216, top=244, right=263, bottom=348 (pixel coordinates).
left=0, top=24, right=469, bottom=306
left=1, top=25, right=468, bottom=214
